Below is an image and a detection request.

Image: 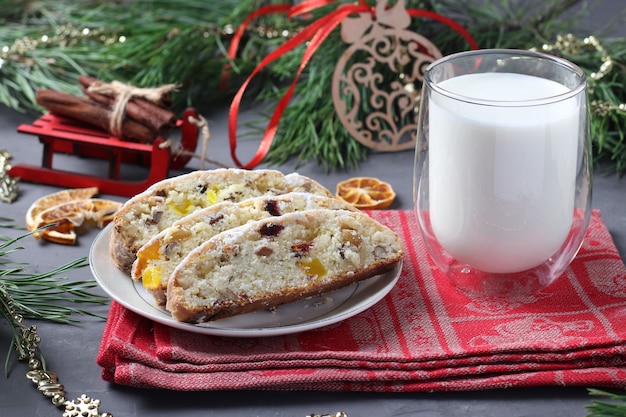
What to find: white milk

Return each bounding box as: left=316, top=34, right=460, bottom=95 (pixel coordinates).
left=428, top=72, right=579, bottom=273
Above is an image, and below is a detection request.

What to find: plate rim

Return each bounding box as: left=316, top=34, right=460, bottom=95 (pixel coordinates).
left=89, top=223, right=402, bottom=337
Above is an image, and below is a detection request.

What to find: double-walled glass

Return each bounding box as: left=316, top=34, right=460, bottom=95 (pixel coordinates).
left=413, top=49, right=592, bottom=297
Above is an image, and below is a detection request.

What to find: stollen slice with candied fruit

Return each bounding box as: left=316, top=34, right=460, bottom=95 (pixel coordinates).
left=25, top=187, right=99, bottom=237
left=166, top=209, right=404, bottom=323
left=132, top=192, right=359, bottom=307
left=335, top=177, right=396, bottom=209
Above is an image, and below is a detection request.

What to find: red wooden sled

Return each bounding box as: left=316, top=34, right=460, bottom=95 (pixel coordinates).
left=9, top=108, right=199, bottom=197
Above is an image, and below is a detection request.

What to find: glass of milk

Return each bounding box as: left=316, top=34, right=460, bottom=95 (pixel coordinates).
left=413, top=49, right=591, bottom=297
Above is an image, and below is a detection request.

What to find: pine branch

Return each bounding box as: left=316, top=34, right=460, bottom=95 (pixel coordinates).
left=0, top=220, right=108, bottom=378
left=0, top=233, right=107, bottom=324
left=586, top=389, right=626, bottom=416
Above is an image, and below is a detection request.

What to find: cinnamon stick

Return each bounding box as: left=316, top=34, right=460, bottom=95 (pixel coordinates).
left=78, top=75, right=177, bottom=135
left=36, top=89, right=157, bottom=143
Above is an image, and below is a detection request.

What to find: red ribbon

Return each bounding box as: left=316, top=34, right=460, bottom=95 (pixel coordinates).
left=227, top=0, right=478, bottom=169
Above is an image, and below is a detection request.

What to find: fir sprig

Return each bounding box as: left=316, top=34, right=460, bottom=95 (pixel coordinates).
left=0, top=230, right=106, bottom=324
left=586, top=389, right=626, bottom=416
left=0, top=221, right=108, bottom=376
left=0, top=256, right=105, bottom=323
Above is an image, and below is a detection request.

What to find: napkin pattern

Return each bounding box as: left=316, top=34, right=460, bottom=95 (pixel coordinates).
left=97, top=210, right=626, bottom=391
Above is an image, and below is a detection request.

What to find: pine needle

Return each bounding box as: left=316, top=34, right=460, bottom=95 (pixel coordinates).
left=0, top=219, right=108, bottom=376
left=1, top=257, right=106, bottom=324
left=586, top=389, right=626, bottom=417
left=0, top=221, right=107, bottom=324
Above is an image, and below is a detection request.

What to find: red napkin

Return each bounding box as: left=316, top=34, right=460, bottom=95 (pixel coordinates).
left=97, top=210, right=626, bottom=391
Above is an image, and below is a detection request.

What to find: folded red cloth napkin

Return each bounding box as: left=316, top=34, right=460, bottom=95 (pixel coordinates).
left=97, top=209, right=626, bottom=391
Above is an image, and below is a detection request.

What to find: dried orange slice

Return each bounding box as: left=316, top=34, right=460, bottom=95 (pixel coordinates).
left=335, top=177, right=396, bottom=210
left=34, top=198, right=122, bottom=245
left=26, top=187, right=99, bottom=234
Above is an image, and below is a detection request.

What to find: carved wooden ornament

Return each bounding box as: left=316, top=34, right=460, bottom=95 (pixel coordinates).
left=331, top=0, right=442, bottom=151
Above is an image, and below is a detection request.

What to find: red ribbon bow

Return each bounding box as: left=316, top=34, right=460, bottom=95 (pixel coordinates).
left=227, top=0, right=478, bottom=169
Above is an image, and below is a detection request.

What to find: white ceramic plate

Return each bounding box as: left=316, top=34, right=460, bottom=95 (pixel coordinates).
left=90, top=223, right=402, bottom=337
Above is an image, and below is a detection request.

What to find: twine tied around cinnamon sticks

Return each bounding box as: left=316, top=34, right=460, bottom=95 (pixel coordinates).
left=86, top=80, right=178, bottom=138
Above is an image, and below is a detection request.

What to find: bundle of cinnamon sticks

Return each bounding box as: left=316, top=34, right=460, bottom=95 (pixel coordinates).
left=36, top=76, right=178, bottom=143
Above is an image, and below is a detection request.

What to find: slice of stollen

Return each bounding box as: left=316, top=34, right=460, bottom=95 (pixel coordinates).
left=109, top=168, right=332, bottom=273
left=132, top=193, right=359, bottom=306
left=166, top=209, right=404, bottom=323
